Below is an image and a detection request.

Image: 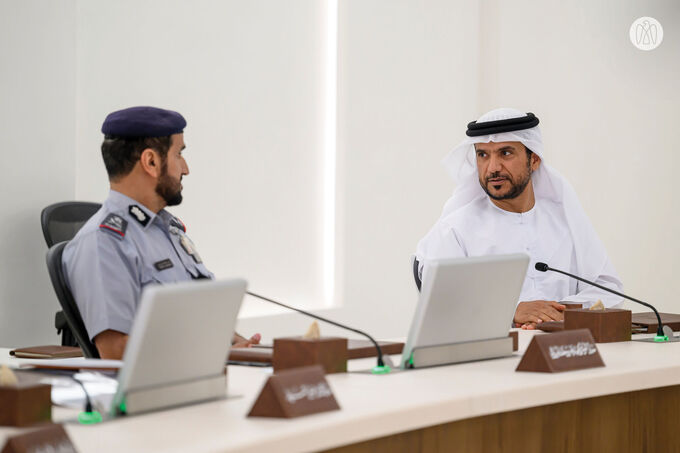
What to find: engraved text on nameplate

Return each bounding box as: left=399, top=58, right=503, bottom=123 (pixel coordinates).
left=248, top=365, right=340, bottom=418
left=517, top=329, right=605, bottom=373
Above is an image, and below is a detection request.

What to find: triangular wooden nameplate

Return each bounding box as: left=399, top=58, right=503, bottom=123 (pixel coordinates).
left=1, top=423, right=76, bottom=453
left=248, top=365, right=340, bottom=418
left=517, top=336, right=552, bottom=372
left=516, top=329, right=605, bottom=373
left=248, top=378, right=287, bottom=418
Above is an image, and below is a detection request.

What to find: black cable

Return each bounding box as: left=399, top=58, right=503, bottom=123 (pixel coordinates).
left=246, top=291, right=386, bottom=368
left=71, top=375, right=94, bottom=413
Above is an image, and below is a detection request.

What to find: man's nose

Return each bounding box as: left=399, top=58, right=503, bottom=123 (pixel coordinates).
left=488, top=155, right=502, bottom=172
left=182, top=160, right=190, bottom=176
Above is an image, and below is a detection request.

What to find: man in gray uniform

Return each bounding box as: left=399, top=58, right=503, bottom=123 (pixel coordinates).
left=63, top=106, right=260, bottom=359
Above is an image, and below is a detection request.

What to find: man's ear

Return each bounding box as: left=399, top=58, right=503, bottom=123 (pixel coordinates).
left=531, top=152, right=542, bottom=171
left=139, top=148, right=162, bottom=178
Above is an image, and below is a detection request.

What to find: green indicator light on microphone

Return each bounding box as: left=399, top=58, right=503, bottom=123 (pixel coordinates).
left=654, top=335, right=669, bottom=342
left=372, top=365, right=391, bottom=375
left=78, top=411, right=103, bottom=424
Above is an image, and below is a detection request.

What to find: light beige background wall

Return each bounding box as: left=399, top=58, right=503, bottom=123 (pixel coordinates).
left=0, top=1, right=76, bottom=346
left=74, top=0, right=328, bottom=315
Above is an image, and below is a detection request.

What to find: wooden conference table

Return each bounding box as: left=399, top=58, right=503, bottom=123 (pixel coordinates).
left=1, top=330, right=679, bottom=452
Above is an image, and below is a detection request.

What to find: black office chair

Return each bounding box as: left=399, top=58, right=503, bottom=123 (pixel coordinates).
left=413, top=257, right=422, bottom=292
left=41, top=201, right=102, bottom=247
left=45, top=241, right=100, bottom=358
left=41, top=201, right=101, bottom=346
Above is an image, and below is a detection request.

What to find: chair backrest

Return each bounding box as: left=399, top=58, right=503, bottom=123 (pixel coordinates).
left=46, top=241, right=100, bottom=358
left=41, top=202, right=102, bottom=247
left=413, top=256, right=422, bottom=292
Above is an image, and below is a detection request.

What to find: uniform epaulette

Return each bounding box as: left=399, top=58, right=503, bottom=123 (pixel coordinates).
left=170, top=216, right=186, bottom=233
left=99, top=213, right=128, bottom=239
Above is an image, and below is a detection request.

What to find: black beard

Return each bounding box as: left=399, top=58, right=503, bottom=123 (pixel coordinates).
left=480, top=166, right=532, bottom=201
left=155, top=168, right=183, bottom=206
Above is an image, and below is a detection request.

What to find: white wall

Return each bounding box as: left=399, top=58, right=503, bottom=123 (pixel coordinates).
left=0, top=0, right=677, bottom=347
left=239, top=0, right=481, bottom=340
left=74, top=0, right=328, bottom=314
left=0, top=1, right=76, bottom=346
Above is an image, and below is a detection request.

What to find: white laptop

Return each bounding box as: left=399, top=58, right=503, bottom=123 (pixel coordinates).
left=401, top=254, right=529, bottom=369
left=110, top=278, right=246, bottom=416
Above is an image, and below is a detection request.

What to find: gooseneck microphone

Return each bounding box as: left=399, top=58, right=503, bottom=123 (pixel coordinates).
left=246, top=291, right=391, bottom=374
left=535, top=262, right=668, bottom=341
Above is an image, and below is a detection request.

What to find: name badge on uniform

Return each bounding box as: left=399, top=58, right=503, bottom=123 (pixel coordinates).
left=154, top=259, right=174, bottom=271
left=180, top=235, right=203, bottom=264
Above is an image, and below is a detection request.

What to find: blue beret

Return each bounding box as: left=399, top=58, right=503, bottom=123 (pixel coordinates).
left=101, top=106, right=186, bottom=138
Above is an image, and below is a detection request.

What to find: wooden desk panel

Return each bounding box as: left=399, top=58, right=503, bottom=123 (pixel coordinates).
left=323, top=384, right=680, bottom=453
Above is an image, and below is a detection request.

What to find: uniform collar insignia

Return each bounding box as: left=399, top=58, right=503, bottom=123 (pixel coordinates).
left=129, top=205, right=150, bottom=227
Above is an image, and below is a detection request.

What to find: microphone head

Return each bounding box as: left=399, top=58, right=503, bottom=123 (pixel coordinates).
left=535, top=262, right=549, bottom=272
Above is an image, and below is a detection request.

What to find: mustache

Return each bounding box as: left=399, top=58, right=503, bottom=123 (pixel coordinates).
left=485, top=172, right=511, bottom=183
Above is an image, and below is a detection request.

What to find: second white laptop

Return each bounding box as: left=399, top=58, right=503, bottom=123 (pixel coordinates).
left=401, top=254, right=529, bottom=368
left=111, top=278, right=246, bottom=416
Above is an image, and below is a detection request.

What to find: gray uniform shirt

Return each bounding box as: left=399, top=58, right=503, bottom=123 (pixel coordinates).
left=63, top=190, right=214, bottom=341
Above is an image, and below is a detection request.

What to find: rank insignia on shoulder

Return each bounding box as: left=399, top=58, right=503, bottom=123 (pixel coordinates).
left=129, top=205, right=149, bottom=226
left=99, top=214, right=128, bottom=238
left=170, top=216, right=186, bottom=233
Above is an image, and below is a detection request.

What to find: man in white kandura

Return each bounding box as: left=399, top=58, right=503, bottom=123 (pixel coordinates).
left=415, top=108, right=623, bottom=329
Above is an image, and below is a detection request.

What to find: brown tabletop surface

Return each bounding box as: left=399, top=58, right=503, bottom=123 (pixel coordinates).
left=229, top=339, right=404, bottom=364
left=534, top=312, right=680, bottom=334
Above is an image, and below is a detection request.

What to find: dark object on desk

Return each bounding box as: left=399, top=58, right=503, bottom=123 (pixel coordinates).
left=0, top=382, right=52, bottom=427
left=228, top=340, right=405, bottom=365
left=273, top=337, right=348, bottom=374
left=347, top=339, right=404, bottom=359
left=41, top=201, right=101, bottom=349
left=229, top=347, right=273, bottom=364
left=46, top=241, right=100, bottom=358
left=564, top=308, right=632, bottom=343
left=10, top=345, right=83, bottom=359
left=632, top=312, right=680, bottom=333
left=516, top=328, right=604, bottom=373
left=535, top=321, right=565, bottom=332
left=561, top=303, right=583, bottom=310
left=508, top=331, right=518, bottom=351
left=1, top=423, right=76, bottom=453
left=248, top=365, right=340, bottom=418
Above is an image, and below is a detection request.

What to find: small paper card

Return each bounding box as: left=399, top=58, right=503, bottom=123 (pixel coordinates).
left=516, top=329, right=605, bottom=373
left=248, top=365, right=340, bottom=418
left=1, top=423, right=76, bottom=453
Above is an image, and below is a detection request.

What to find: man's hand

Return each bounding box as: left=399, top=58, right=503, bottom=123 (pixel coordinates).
left=513, top=300, right=566, bottom=329
left=232, top=332, right=261, bottom=348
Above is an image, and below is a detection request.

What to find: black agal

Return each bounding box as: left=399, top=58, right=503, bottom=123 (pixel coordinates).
left=466, top=112, right=539, bottom=137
